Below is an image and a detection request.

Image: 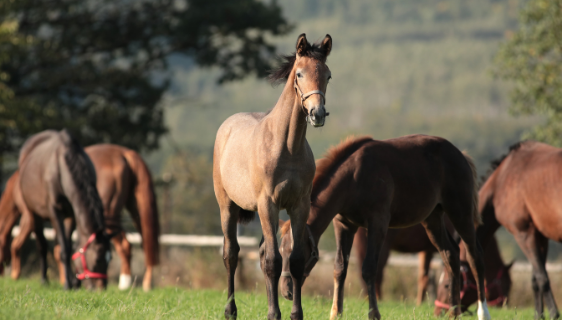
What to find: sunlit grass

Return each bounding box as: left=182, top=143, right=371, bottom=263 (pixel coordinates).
left=0, top=277, right=538, bottom=319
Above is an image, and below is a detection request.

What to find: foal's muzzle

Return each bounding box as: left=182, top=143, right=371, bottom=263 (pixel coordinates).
left=308, top=105, right=327, bottom=127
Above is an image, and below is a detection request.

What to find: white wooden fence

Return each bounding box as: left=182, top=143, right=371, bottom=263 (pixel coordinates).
left=10, top=227, right=562, bottom=272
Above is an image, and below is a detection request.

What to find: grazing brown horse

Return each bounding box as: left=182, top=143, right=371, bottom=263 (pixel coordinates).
left=0, top=144, right=159, bottom=292
left=213, top=33, right=332, bottom=320
left=13, top=129, right=111, bottom=289
left=279, top=135, right=491, bottom=320
left=434, top=235, right=513, bottom=314
left=355, top=224, right=512, bottom=309
left=464, top=141, right=561, bottom=319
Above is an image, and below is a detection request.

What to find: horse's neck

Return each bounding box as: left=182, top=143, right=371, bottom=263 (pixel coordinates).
left=265, top=72, right=308, bottom=154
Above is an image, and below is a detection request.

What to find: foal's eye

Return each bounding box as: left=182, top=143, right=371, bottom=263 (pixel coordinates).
left=328, top=76, right=332, bottom=81
left=297, top=72, right=303, bottom=78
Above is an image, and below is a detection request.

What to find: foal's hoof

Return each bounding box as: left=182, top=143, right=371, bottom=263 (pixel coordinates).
left=290, top=310, right=303, bottom=320
left=224, top=303, right=237, bottom=319
left=368, top=309, right=381, bottom=320
left=268, top=311, right=282, bottom=320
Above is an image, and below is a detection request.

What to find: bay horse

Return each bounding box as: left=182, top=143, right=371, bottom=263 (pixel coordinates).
left=467, top=141, right=562, bottom=319
left=13, top=129, right=111, bottom=289
left=0, top=144, right=159, bottom=292
left=434, top=235, right=513, bottom=314
left=355, top=224, right=512, bottom=308
left=279, top=135, right=491, bottom=320
left=213, top=33, right=332, bottom=320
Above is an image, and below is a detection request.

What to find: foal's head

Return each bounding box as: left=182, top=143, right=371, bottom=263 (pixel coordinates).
left=435, top=260, right=513, bottom=315
left=269, top=33, right=332, bottom=127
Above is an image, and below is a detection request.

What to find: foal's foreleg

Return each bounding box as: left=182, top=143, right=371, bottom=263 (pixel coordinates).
left=330, top=219, right=357, bottom=320
left=220, top=207, right=241, bottom=320
left=258, top=200, right=282, bottom=320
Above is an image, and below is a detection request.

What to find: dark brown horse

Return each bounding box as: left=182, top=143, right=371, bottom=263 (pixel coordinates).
left=0, top=144, right=159, bottom=292
left=434, top=235, right=513, bottom=314
left=448, top=141, right=562, bottom=319
left=355, top=224, right=512, bottom=309
left=13, top=129, right=111, bottom=289
left=279, top=135, right=491, bottom=320
left=213, top=33, right=332, bottom=320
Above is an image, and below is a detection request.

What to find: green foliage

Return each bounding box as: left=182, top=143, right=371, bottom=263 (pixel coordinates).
left=0, top=277, right=538, bottom=319
left=0, top=0, right=291, bottom=156
left=494, top=0, right=562, bottom=145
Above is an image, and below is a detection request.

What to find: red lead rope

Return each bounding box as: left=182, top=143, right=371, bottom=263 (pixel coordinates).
left=71, top=233, right=107, bottom=280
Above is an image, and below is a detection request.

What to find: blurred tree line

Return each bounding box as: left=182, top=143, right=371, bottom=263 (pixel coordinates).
left=0, top=0, right=291, bottom=183
left=494, top=0, right=562, bottom=146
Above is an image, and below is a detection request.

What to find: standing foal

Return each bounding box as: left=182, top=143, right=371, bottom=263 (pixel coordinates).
left=213, top=33, right=332, bottom=320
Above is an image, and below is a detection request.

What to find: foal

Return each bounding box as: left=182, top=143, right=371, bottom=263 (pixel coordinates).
left=213, top=34, right=332, bottom=320
left=279, top=135, right=491, bottom=320
left=472, top=141, right=562, bottom=319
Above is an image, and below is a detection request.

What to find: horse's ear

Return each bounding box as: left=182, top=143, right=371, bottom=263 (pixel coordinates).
left=296, top=33, right=308, bottom=56
left=321, top=34, right=332, bottom=56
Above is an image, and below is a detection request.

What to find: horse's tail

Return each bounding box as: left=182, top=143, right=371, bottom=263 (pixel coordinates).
left=462, top=152, right=482, bottom=227
left=122, top=149, right=160, bottom=266
left=60, top=129, right=106, bottom=232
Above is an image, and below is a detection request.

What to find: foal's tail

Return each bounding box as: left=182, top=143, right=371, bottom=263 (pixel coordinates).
left=122, top=149, right=160, bottom=266
left=462, top=152, right=482, bottom=227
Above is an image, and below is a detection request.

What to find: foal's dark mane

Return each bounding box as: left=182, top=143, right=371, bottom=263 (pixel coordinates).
left=268, top=37, right=330, bottom=85
left=479, top=141, right=527, bottom=186
left=61, top=130, right=105, bottom=233
left=311, top=136, right=373, bottom=202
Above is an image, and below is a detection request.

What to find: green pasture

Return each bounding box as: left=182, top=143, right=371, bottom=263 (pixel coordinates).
left=0, top=278, right=537, bottom=320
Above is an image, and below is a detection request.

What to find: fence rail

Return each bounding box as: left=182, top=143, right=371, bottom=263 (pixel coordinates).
left=11, top=227, right=562, bottom=272
left=11, top=226, right=258, bottom=247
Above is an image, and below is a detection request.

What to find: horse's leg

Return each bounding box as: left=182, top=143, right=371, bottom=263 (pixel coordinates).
left=125, top=200, right=154, bottom=292
left=0, top=206, right=21, bottom=275
left=417, top=249, right=433, bottom=305
left=362, top=221, right=389, bottom=320
left=354, top=228, right=368, bottom=296
left=422, top=207, right=461, bottom=317
left=33, top=218, right=49, bottom=284
left=51, top=211, right=75, bottom=290
left=258, top=199, right=282, bottom=320
left=53, top=244, right=66, bottom=285
left=513, top=227, right=559, bottom=319
left=219, top=201, right=242, bottom=319
left=10, top=211, right=34, bottom=280
left=112, top=231, right=133, bottom=290
left=330, top=218, right=357, bottom=320
left=375, top=230, right=394, bottom=301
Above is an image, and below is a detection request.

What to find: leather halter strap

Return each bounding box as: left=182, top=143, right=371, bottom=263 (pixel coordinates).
left=294, top=78, right=326, bottom=110
left=72, top=233, right=108, bottom=280
left=281, top=225, right=319, bottom=278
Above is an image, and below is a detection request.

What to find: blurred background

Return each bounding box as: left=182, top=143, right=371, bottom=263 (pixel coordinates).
left=2, top=0, right=562, bottom=308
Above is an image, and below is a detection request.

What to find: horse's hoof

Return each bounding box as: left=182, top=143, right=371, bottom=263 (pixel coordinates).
left=224, top=303, right=237, bottom=319
left=40, top=278, right=49, bottom=286
left=290, top=311, right=303, bottom=320
left=268, top=311, right=282, bottom=320
left=118, top=274, right=132, bottom=290
left=368, top=310, right=381, bottom=320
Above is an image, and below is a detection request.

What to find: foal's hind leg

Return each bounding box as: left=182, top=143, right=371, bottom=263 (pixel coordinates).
left=33, top=219, right=49, bottom=284
left=218, top=199, right=243, bottom=319
left=513, top=226, right=559, bottom=319
left=445, top=209, right=490, bottom=319
left=421, top=207, right=462, bottom=317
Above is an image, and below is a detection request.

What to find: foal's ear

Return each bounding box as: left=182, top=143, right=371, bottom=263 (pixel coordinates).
left=296, top=33, right=308, bottom=56
left=321, top=34, right=332, bottom=56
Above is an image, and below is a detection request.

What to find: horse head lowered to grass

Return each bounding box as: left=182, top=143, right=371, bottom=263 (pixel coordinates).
left=213, top=33, right=332, bottom=320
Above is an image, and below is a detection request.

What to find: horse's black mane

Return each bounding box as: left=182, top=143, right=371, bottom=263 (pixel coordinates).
left=479, top=141, right=527, bottom=186
left=267, top=38, right=329, bottom=85
left=61, top=130, right=105, bottom=233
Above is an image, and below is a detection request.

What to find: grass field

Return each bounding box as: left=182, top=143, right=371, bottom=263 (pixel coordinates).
left=0, top=277, right=539, bottom=320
